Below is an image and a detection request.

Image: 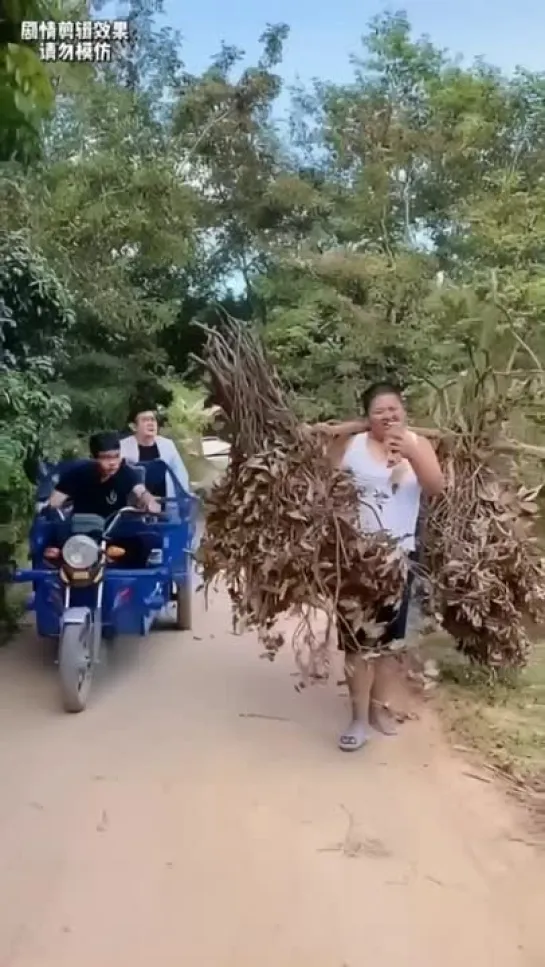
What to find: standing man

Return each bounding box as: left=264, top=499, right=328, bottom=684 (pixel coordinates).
left=120, top=405, right=191, bottom=500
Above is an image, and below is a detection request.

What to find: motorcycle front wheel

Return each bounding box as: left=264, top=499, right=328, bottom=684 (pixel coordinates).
left=58, top=623, right=94, bottom=713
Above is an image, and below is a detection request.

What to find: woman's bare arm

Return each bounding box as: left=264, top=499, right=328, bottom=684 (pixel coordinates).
left=407, top=436, right=445, bottom=497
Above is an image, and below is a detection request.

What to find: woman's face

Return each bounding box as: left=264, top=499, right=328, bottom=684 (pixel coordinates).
left=367, top=392, right=406, bottom=441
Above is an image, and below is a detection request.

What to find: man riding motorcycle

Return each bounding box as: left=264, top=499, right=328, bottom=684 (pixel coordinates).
left=46, top=432, right=161, bottom=567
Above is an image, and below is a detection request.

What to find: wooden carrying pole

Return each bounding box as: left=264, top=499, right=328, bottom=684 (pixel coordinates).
left=308, top=420, right=545, bottom=462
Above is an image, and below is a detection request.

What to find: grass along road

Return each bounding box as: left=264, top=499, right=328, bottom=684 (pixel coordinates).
left=419, top=632, right=545, bottom=817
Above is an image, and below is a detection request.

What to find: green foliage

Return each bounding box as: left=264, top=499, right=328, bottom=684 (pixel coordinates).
left=0, top=363, right=70, bottom=636
left=0, top=231, right=72, bottom=606
left=164, top=382, right=221, bottom=486
left=3, top=7, right=545, bottom=422
left=0, top=230, right=76, bottom=365
left=165, top=383, right=220, bottom=451
left=261, top=248, right=433, bottom=419
left=0, top=1, right=83, bottom=163
left=0, top=40, right=53, bottom=164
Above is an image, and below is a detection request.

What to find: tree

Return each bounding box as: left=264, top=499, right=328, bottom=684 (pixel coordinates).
left=172, top=25, right=328, bottom=308
left=4, top=3, right=545, bottom=445
left=0, top=1, right=85, bottom=164
left=0, top=232, right=72, bottom=630
left=0, top=231, right=73, bottom=464
left=1, top=0, right=207, bottom=446
left=258, top=10, right=545, bottom=417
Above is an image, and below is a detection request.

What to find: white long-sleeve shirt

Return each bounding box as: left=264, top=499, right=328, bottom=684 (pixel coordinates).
left=119, top=435, right=190, bottom=497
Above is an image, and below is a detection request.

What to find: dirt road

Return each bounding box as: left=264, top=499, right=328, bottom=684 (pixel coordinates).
left=0, top=588, right=544, bottom=967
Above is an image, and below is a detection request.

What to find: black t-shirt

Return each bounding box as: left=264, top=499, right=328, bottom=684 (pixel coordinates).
left=138, top=444, right=160, bottom=462
left=138, top=443, right=166, bottom=499
left=56, top=460, right=141, bottom=518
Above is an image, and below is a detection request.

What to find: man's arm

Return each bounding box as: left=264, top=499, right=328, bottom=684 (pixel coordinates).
left=122, top=463, right=162, bottom=513
left=47, top=467, right=78, bottom=509
left=166, top=440, right=190, bottom=492
left=131, top=484, right=161, bottom=514
left=48, top=489, right=69, bottom=509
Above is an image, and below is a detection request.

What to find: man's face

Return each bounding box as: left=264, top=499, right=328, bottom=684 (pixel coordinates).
left=135, top=411, right=158, bottom=438
left=95, top=450, right=122, bottom=478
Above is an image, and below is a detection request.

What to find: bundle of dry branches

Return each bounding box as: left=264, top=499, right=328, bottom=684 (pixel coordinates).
left=195, top=317, right=407, bottom=674
left=422, top=436, right=545, bottom=668
left=196, top=318, right=298, bottom=460
left=196, top=316, right=545, bottom=673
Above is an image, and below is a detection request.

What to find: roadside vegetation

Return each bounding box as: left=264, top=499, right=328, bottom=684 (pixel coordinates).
left=419, top=630, right=545, bottom=816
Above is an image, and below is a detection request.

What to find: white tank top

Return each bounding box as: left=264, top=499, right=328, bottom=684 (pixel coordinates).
left=341, top=432, right=422, bottom=552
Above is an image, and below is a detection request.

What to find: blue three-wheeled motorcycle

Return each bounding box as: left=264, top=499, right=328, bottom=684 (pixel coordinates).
left=8, top=460, right=197, bottom=713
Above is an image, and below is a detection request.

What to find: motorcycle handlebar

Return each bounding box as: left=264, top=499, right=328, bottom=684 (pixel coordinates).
left=103, top=507, right=169, bottom=538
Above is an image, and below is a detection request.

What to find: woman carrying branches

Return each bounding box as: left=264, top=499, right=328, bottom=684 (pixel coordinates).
left=326, top=383, right=444, bottom=752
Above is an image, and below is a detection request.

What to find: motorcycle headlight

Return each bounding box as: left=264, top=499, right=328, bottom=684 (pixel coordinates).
left=62, top=535, right=100, bottom=570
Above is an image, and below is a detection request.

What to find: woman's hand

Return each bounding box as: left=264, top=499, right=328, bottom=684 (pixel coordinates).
left=387, top=427, right=444, bottom=496
left=385, top=425, right=418, bottom=459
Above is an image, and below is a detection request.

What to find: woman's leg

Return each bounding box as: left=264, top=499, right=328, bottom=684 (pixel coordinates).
left=338, top=654, right=375, bottom=751
left=369, top=568, right=414, bottom=735
left=370, top=655, right=399, bottom=735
